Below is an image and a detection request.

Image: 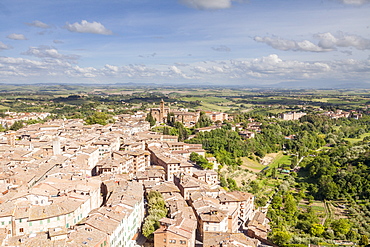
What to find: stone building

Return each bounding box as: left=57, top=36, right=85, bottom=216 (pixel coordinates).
left=150, top=99, right=200, bottom=127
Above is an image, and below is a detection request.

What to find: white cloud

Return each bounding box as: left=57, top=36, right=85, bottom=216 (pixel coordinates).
left=338, top=0, right=370, bottom=5
left=192, top=66, right=211, bottom=74
left=22, top=46, right=79, bottom=60
left=180, top=54, right=335, bottom=81
left=64, top=20, right=113, bottom=35
left=254, top=36, right=332, bottom=52
left=315, top=32, right=370, bottom=50
left=0, top=42, right=12, bottom=51
left=25, top=20, right=51, bottom=28
left=7, top=33, right=27, bottom=40
left=244, top=54, right=332, bottom=77
left=0, top=54, right=369, bottom=84
left=0, top=56, right=58, bottom=77
left=104, top=64, right=119, bottom=73
left=167, top=65, right=196, bottom=79
left=67, top=66, right=97, bottom=78
left=169, top=65, right=183, bottom=75
left=212, top=66, right=224, bottom=73
left=180, top=0, right=234, bottom=10
left=102, top=64, right=160, bottom=78
left=255, top=32, right=370, bottom=52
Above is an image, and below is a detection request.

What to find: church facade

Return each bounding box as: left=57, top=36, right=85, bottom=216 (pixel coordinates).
left=150, top=99, right=200, bottom=127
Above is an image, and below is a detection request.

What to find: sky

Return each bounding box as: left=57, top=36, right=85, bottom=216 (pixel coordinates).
left=0, top=0, right=369, bottom=86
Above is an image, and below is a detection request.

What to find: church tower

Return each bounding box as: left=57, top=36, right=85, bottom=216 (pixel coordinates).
left=159, top=99, right=165, bottom=123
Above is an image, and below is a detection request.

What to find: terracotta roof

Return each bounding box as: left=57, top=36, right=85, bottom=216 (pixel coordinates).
left=85, top=214, right=119, bottom=234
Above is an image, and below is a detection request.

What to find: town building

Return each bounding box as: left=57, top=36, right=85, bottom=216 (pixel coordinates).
left=281, top=112, right=307, bottom=121
left=149, top=99, right=200, bottom=127
left=204, top=111, right=228, bottom=122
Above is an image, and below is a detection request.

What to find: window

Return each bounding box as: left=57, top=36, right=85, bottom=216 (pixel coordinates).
left=57, top=216, right=60, bottom=221
left=40, top=220, right=43, bottom=225
left=29, top=222, right=32, bottom=227
left=19, top=219, right=22, bottom=223
left=104, top=241, right=107, bottom=246
left=19, top=228, right=24, bottom=233
left=169, top=239, right=176, bottom=243
left=1, top=222, right=3, bottom=226
left=180, top=240, right=186, bottom=244
left=47, top=219, right=50, bottom=223
left=163, top=239, right=166, bottom=243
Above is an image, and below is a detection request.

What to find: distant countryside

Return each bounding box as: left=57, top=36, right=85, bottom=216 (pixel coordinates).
left=0, top=85, right=370, bottom=246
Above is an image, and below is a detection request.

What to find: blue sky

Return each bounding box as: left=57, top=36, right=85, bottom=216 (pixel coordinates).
left=0, top=0, right=369, bottom=86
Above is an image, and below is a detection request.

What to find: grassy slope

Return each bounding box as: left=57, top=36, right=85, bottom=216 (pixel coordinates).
left=344, top=132, right=370, bottom=143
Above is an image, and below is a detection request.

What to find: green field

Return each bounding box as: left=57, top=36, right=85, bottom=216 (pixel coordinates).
left=198, top=102, right=232, bottom=112
left=241, top=152, right=293, bottom=176
left=180, top=96, right=230, bottom=103
left=269, top=152, right=292, bottom=168
left=241, top=157, right=265, bottom=172
left=344, top=132, right=370, bottom=143
left=179, top=96, right=234, bottom=111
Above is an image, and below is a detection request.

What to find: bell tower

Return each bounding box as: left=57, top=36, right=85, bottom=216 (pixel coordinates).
left=159, top=99, right=165, bottom=123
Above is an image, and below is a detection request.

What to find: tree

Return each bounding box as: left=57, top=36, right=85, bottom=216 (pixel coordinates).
left=166, top=112, right=175, bottom=126
left=145, top=112, right=156, bottom=127
left=174, top=121, right=189, bottom=141
left=284, top=193, right=297, bottom=215
left=318, top=175, right=339, bottom=200
left=249, top=180, right=260, bottom=194
left=189, top=152, right=213, bottom=170
left=221, top=121, right=232, bottom=130
left=9, top=121, right=24, bottom=131
left=195, top=111, right=212, bottom=128
left=0, top=124, right=6, bottom=132
left=163, top=126, right=170, bottom=135
left=331, top=218, right=351, bottom=236
left=227, top=177, right=238, bottom=191
left=271, top=167, right=277, bottom=178
left=359, top=235, right=369, bottom=246
left=142, top=218, right=155, bottom=238
left=142, top=191, right=168, bottom=239
left=255, top=196, right=268, bottom=207
left=85, top=112, right=111, bottom=125
left=271, top=195, right=283, bottom=210
left=220, top=175, right=228, bottom=188
left=307, top=194, right=314, bottom=204
left=310, top=224, right=325, bottom=236
left=346, top=230, right=358, bottom=242
left=270, top=230, right=292, bottom=246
